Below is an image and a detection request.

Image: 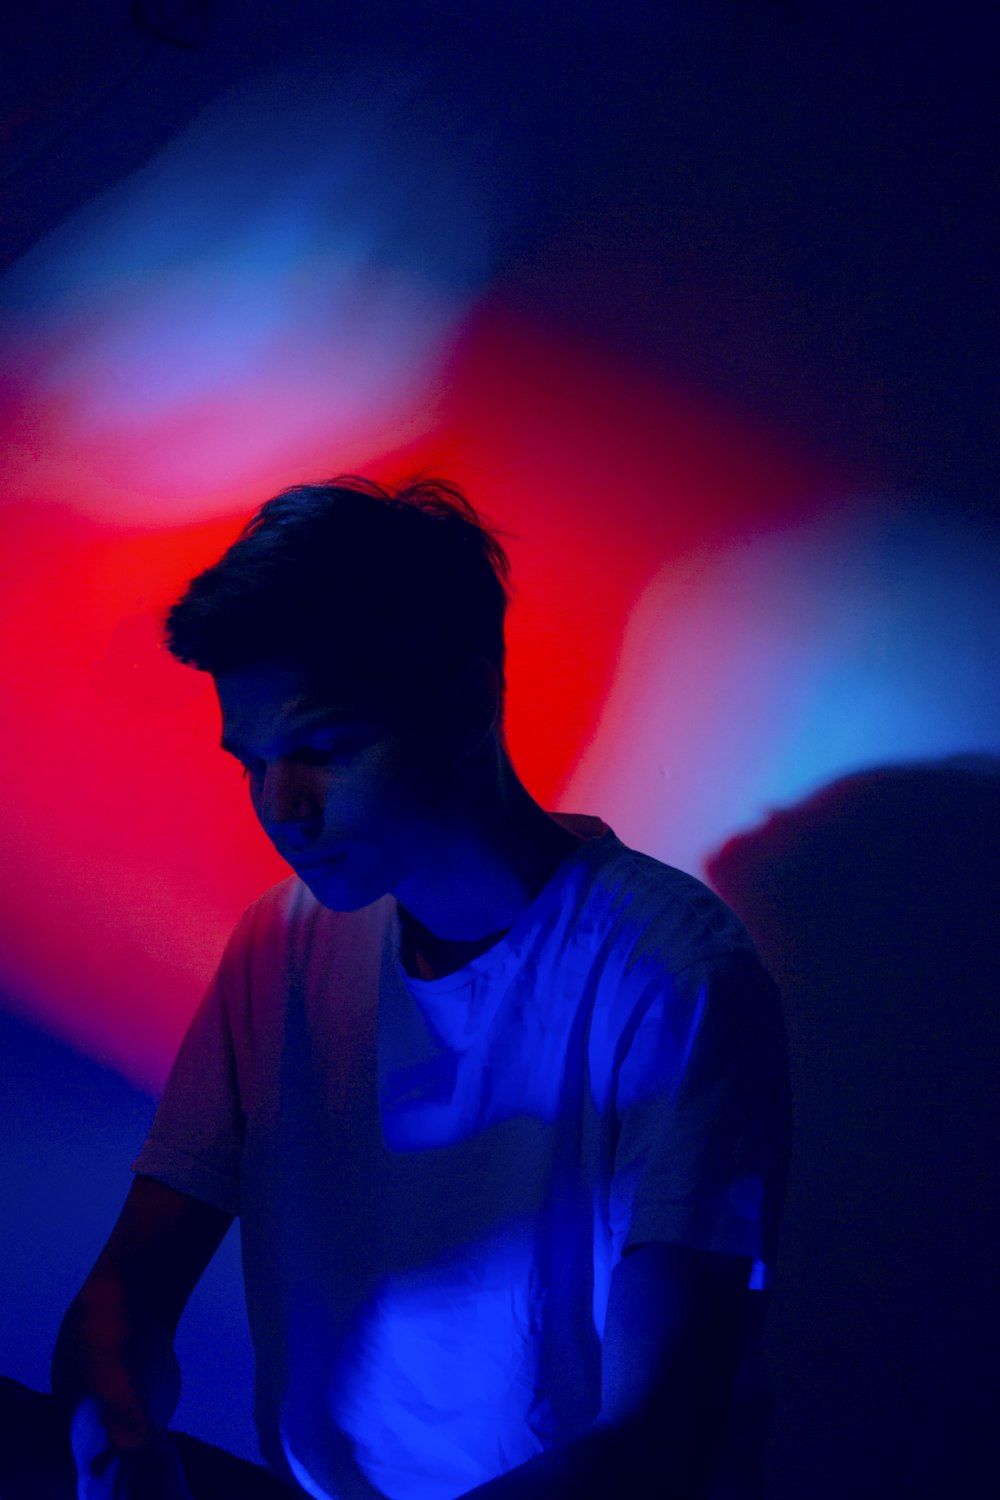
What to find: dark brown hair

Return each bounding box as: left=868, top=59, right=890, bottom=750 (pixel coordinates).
left=163, top=474, right=516, bottom=742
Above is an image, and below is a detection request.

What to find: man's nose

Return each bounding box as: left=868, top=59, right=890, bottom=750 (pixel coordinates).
left=259, top=761, right=323, bottom=831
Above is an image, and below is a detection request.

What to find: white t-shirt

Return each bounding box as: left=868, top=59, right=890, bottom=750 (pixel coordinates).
left=133, top=814, right=791, bottom=1500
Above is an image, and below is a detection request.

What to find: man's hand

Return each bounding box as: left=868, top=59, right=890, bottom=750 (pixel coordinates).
left=70, top=1399, right=195, bottom=1500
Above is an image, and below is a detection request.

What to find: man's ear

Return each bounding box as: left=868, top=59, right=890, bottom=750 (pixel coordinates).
left=446, top=655, right=501, bottom=757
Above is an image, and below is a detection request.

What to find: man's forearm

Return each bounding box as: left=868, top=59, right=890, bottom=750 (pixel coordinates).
left=51, top=1274, right=181, bottom=1447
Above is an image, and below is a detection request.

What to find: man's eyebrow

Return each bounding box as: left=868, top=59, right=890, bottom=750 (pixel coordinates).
left=219, top=710, right=374, bottom=758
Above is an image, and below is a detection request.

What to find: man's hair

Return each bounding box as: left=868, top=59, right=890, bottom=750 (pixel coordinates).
left=163, top=474, right=516, bottom=745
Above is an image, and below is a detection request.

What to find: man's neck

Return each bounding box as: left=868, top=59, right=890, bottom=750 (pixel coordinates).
left=397, top=908, right=514, bottom=981
left=393, top=756, right=587, bottom=955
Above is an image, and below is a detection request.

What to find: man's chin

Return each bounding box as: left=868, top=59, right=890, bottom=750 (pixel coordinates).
left=296, top=862, right=388, bottom=913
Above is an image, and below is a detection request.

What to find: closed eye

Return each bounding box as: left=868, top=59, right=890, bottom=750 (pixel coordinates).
left=299, top=736, right=366, bottom=763
left=238, top=737, right=366, bottom=780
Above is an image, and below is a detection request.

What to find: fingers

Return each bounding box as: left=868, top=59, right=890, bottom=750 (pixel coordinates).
left=70, top=1402, right=194, bottom=1500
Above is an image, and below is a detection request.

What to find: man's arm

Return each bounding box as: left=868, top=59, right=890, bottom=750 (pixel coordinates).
left=51, top=1174, right=233, bottom=1481
left=460, top=1241, right=750, bottom=1500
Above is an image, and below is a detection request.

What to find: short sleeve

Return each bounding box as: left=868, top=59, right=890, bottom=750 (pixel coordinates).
left=608, top=948, right=791, bottom=1282
left=130, top=913, right=251, bottom=1217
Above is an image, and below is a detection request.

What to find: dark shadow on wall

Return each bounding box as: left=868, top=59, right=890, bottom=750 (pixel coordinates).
left=705, top=755, right=1000, bottom=1500
left=0, top=1001, right=257, bottom=1461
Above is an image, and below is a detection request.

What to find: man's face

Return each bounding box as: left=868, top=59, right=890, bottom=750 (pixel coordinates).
left=215, top=657, right=458, bottom=911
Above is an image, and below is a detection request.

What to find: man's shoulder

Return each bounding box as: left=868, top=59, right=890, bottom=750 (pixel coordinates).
left=579, top=832, right=758, bottom=978
left=229, top=873, right=393, bottom=967
left=227, top=871, right=314, bottom=951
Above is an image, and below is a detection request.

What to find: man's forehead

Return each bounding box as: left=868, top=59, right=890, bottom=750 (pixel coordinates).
left=217, top=656, right=376, bottom=702
left=214, top=660, right=389, bottom=739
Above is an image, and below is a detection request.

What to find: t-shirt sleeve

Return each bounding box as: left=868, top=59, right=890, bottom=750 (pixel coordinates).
left=608, top=947, right=791, bottom=1281
left=130, top=909, right=253, bottom=1217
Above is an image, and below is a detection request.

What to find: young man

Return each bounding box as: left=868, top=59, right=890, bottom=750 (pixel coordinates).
left=36, top=476, right=790, bottom=1499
